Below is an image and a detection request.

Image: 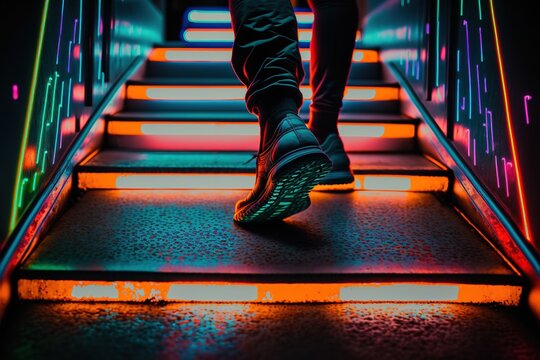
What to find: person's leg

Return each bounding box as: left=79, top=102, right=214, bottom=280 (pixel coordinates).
left=307, top=0, right=358, bottom=189
left=229, top=0, right=303, bottom=147
left=229, top=0, right=331, bottom=223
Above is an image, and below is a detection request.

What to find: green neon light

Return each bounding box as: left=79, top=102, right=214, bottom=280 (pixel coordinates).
left=49, top=72, right=59, bottom=125
left=66, top=77, right=72, bottom=117
left=10, top=0, right=51, bottom=230
left=41, top=150, right=48, bottom=174
left=460, top=0, right=463, bottom=16
left=478, top=0, right=483, bottom=20
left=97, top=0, right=102, bottom=80
left=53, top=81, right=65, bottom=162
left=32, top=172, right=38, bottom=192
left=36, top=78, right=52, bottom=166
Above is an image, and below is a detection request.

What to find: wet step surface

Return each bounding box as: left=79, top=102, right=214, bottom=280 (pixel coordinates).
left=1, top=302, right=539, bottom=360
left=20, top=190, right=514, bottom=278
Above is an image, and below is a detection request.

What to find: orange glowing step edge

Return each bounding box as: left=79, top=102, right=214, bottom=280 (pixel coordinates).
left=18, top=279, right=521, bottom=305
left=126, top=85, right=399, bottom=102
left=77, top=173, right=448, bottom=192
left=149, top=48, right=379, bottom=63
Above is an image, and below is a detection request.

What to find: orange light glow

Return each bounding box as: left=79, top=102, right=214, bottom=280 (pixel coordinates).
left=489, top=0, right=531, bottom=241
left=148, top=48, right=378, bottom=63
left=78, top=173, right=255, bottom=189
left=126, top=85, right=399, bottom=102
left=358, top=175, right=448, bottom=192
left=17, top=279, right=521, bottom=305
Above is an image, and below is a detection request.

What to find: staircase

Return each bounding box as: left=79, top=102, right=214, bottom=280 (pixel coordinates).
left=2, top=8, right=540, bottom=359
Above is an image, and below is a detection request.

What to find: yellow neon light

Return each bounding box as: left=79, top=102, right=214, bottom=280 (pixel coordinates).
left=489, top=0, right=531, bottom=241
left=18, top=279, right=522, bottom=305
left=148, top=48, right=378, bottom=63
left=126, top=85, right=399, bottom=101
left=10, top=0, right=51, bottom=231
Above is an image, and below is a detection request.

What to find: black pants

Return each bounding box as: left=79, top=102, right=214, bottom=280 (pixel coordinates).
left=229, top=0, right=359, bottom=122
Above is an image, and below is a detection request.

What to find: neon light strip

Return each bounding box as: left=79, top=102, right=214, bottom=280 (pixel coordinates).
left=10, top=0, right=51, bottom=230
left=186, top=10, right=314, bottom=25
left=78, top=173, right=447, bottom=192
left=18, top=279, right=522, bottom=304
left=148, top=48, right=379, bottom=63
left=107, top=122, right=414, bottom=139
left=489, top=0, right=531, bottom=240
left=126, top=85, right=399, bottom=101
left=183, top=28, right=314, bottom=42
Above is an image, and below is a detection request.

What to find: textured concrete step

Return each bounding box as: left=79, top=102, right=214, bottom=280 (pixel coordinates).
left=76, top=151, right=449, bottom=192
left=2, top=302, right=540, bottom=359
left=18, top=190, right=520, bottom=303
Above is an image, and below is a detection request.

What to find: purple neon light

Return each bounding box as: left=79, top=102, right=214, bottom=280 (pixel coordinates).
left=495, top=155, right=500, bottom=188
left=524, top=95, right=532, bottom=124
left=473, top=138, right=477, bottom=165
left=488, top=110, right=494, bottom=151
left=463, top=20, right=472, bottom=119
left=476, top=64, right=482, bottom=114
left=12, top=84, right=19, bottom=100
left=56, top=0, right=65, bottom=65
left=466, top=128, right=471, bottom=156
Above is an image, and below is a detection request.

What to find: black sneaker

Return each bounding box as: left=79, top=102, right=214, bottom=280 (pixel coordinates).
left=234, top=114, right=332, bottom=223
left=314, top=133, right=355, bottom=191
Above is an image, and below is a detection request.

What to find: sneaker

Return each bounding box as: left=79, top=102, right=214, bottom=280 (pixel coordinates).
left=234, top=114, right=332, bottom=223
left=313, top=133, right=355, bottom=191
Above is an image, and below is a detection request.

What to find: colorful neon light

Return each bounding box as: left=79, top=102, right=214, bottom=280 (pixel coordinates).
left=126, top=85, right=399, bottom=101
left=186, top=10, right=314, bottom=25
left=107, top=121, right=414, bottom=139
left=524, top=95, right=532, bottom=125
left=18, top=279, right=522, bottom=304
left=183, top=28, right=315, bottom=43
left=148, top=48, right=378, bottom=63
left=489, top=0, right=531, bottom=240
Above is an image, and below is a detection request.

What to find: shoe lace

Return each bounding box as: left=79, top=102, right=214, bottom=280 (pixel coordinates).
left=242, top=152, right=258, bottom=165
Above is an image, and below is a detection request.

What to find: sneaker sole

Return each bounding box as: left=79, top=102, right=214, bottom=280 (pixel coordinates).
left=313, top=170, right=356, bottom=192
left=234, top=151, right=331, bottom=223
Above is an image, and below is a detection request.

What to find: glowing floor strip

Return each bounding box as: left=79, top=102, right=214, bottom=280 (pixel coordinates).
left=186, top=10, right=314, bottom=25
left=126, top=85, right=399, bottom=101
left=107, top=122, right=414, bottom=139
left=183, top=28, right=316, bottom=43
left=148, top=48, right=379, bottom=63
left=78, top=173, right=447, bottom=192
left=18, top=279, right=521, bottom=304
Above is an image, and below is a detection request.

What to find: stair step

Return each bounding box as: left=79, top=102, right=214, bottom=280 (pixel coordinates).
left=77, top=151, right=449, bottom=191
left=145, top=48, right=381, bottom=81
left=123, top=82, right=401, bottom=114
left=105, top=119, right=416, bottom=152
left=18, top=190, right=520, bottom=303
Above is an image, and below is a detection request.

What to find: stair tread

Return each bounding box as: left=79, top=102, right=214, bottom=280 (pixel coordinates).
left=20, top=190, right=515, bottom=280
left=127, top=78, right=398, bottom=87
left=79, top=150, right=447, bottom=175
left=2, top=302, right=540, bottom=359
left=152, top=42, right=381, bottom=52
left=108, top=111, right=415, bottom=123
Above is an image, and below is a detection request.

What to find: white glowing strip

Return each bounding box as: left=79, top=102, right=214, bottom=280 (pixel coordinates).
left=339, top=125, right=385, bottom=137
left=141, top=123, right=259, bottom=136
left=72, top=284, right=119, bottom=299
left=187, top=10, right=232, bottom=23
left=116, top=174, right=255, bottom=189
left=143, top=86, right=379, bottom=101
left=146, top=87, right=245, bottom=100
left=340, top=284, right=459, bottom=301
left=184, top=29, right=312, bottom=42
left=167, top=284, right=258, bottom=301
left=344, top=88, right=377, bottom=100
left=159, top=49, right=368, bottom=62
left=165, top=50, right=232, bottom=61
left=187, top=10, right=314, bottom=25
left=363, top=177, right=412, bottom=191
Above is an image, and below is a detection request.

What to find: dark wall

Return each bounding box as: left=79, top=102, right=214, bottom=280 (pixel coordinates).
left=363, top=0, right=539, bottom=251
